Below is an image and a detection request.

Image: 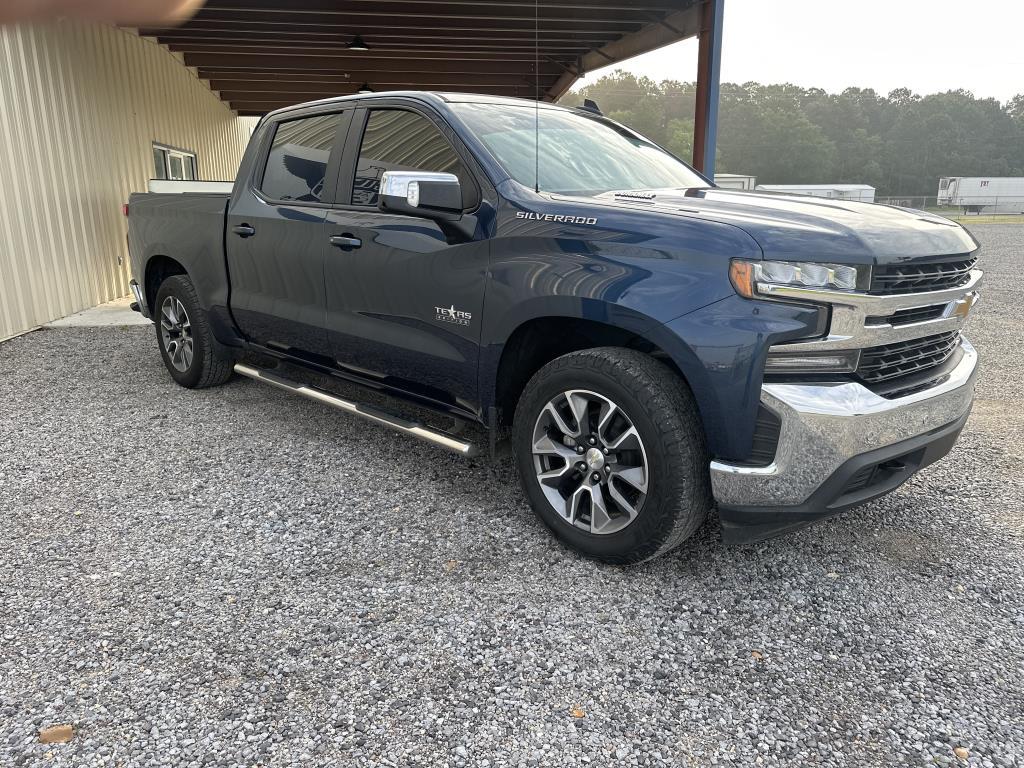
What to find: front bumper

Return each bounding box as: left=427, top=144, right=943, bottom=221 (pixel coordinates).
left=712, top=337, right=978, bottom=542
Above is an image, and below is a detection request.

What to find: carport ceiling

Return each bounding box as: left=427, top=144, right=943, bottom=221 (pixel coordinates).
left=138, top=0, right=703, bottom=116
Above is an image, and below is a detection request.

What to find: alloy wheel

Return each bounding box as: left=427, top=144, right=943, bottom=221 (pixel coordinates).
left=531, top=389, right=649, bottom=535
left=160, top=296, right=194, bottom=372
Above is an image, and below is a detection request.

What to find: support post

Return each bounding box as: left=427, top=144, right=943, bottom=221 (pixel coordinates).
left=692, top=0, right=724, bottom=178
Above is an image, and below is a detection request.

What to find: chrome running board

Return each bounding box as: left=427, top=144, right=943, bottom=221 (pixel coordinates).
left=233, top=363, right=478, bottom=457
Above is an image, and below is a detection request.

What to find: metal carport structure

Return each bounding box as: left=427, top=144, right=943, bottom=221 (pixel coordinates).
left=138, top=0, right=724, bottom=175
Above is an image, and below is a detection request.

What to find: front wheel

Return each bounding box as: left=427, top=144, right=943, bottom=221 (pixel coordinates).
left=513, top=347, right=711, bottom=564
left=154, top=275, right=235, bottom=389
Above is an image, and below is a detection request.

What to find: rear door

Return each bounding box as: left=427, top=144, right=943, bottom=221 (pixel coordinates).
left=323, top=103, right=490, bottom=415
left=226, top=107, right=351, bottom=358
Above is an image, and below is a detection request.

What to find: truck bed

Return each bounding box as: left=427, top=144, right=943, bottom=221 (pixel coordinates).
left=126, top=192, right=232, bottom=320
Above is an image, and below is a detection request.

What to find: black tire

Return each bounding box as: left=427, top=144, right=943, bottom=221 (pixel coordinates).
left=512, top=347, right=711, bottom=564
left=153, top=275, right=235, bottom=389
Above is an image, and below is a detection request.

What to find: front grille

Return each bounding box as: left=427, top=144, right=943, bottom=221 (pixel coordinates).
left=857, top=330, right=961, bottom=384
left=870, top=257, right=976, bottom=295
left=868, top=303, right=948, bottom=327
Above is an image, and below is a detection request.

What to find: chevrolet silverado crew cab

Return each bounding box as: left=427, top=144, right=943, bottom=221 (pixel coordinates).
left=126, top=92, right=981, bottom=563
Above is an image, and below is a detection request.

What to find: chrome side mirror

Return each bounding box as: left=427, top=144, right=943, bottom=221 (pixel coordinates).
left=378, top=171, right=463, bottom=221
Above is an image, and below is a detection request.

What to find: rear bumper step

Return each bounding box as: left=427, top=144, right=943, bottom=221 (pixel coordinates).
left=233, top=363, right=478, bottom=457
left=129, top=279, right=149, bottom=318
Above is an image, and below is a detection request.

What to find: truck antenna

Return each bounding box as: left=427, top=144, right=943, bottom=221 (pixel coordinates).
left=534, top=0, right=540, bottom=193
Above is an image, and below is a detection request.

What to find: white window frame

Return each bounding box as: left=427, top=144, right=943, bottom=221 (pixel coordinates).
left=153, top=143, right=198, bottom=181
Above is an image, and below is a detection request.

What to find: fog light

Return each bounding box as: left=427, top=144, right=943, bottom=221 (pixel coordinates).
left=764, top=349, right=860, bottom=374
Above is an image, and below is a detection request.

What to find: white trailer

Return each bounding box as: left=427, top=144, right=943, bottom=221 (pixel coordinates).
left=754, top=184, right=875, bottom=202
left=937, top=177, right=1024, bottom=214
left=714, top=173, right=756, bottom=190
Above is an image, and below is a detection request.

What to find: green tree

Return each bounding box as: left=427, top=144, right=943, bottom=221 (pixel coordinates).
left=1008, top=94, right=1024, bottom=123
left=716, top=82, right=836, bottom=182
left=560, top=71, right=1024, bottom=196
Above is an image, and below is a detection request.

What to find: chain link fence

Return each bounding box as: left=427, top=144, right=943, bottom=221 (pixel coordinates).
left=877, top=195, right=1024, bottom=216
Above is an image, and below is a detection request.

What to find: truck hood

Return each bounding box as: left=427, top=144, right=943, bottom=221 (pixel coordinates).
left=582, top=188, right=978, bottom=265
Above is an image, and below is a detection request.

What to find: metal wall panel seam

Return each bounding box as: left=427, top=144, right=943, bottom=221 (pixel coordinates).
left=23, top=25, right=75, bottom=315
left=2, top=28, right=56, bottom=326
left=47, top=21, right=98, bottom=308
left=0, top=36, right=33, bottom=338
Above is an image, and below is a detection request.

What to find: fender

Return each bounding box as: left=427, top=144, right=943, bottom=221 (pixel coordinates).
left=128, top=193, right=244, bottom=347
left=656, top=296, right=822, bottom=460
left=477, top=294, right=665, bottom=421
left=129, top=194, right=231, bottom=312
left=477, top=191, right=767, bottom=426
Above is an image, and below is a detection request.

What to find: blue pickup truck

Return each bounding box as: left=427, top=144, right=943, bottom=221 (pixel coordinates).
left=127, top=92, right=981, bottom=563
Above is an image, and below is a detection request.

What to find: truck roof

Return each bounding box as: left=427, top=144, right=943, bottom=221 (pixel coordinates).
left=261, top=90, right=582, bottom=122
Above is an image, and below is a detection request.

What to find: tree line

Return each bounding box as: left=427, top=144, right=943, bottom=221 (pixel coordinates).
left=561, top=72, right=1024, bottom=196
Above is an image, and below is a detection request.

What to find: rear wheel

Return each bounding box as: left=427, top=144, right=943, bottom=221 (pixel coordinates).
left=154, top=275, right=234, bottom=389
left=513, top=347, right=711, bottom=564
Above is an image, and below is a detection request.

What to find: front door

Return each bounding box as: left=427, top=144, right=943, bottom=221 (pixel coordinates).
left=324, top=106, right=489, bottom=414
left=226, top=109, right=349, bottom=358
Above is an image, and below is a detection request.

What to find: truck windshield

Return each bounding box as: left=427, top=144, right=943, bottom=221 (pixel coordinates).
left=451, top=102, right=709, bottom=197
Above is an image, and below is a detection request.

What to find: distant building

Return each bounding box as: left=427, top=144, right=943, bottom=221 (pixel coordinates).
left=938, top=177, right=1024, bottom=215
left=755, top=184, right=876, bottom=202
left=714, top=173, right=757, bottom=191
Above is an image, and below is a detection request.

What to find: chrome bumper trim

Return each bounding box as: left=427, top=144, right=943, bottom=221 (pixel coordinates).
left=710, top=338, right=978, bottom=508
left=762, top=269, right=982, bottom=352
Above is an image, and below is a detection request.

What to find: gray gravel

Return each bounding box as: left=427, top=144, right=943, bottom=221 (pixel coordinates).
left=2, top=225, right=1023, bottom=768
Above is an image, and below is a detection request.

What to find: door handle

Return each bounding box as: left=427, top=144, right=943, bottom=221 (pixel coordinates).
left=232, top=224, right=256, bottom=237
left=330, top=234, right=362, bottom=249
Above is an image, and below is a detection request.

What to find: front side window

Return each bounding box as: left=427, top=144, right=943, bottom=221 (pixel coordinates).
left=351, top=110, right=473, bottom=207
left=450, top=102, right=709, bottom=197
left=261, top=112, right=342, bottom=203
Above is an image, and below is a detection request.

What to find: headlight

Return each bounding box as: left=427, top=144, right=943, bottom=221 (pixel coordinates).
left=730, top=259, right=863, bottom=299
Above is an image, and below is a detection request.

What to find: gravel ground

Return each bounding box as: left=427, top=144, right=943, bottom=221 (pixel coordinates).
left=2, top=225, right=1023, bottom=768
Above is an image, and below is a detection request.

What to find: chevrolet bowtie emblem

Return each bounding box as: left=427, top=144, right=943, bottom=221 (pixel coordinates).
left=951, top=292, right=979, bottom=320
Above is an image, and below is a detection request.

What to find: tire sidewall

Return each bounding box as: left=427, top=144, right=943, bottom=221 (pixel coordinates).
left=154, top=276, right=206, bottom=388
left=513, top=355, right=696, bottom=561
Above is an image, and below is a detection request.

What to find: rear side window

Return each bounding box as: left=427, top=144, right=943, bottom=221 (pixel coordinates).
left=261, top=113, right=342, bottom=203
left=351, top=110, right=476, bottom=208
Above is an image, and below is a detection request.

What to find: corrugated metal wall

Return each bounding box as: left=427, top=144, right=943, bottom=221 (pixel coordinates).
left=0, top=21, right=256, bottom=341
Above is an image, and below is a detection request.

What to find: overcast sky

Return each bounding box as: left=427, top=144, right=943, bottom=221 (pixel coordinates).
left=576, top=0, right=1024, bottom=104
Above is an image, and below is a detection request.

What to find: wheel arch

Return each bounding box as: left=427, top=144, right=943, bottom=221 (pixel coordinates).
left=486, top=312, right=702, bottom=430
left=144, top=254, right=188, bottom=316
